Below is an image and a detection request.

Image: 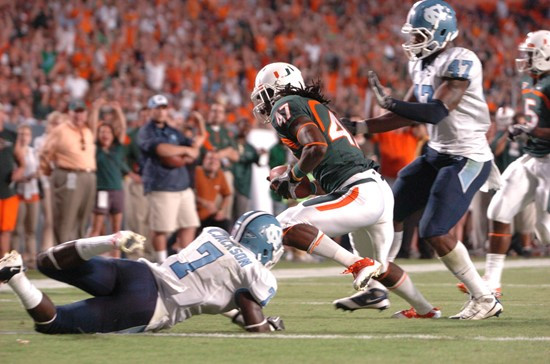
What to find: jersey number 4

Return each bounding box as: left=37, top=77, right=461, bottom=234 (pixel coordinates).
left=327, top=111, right=359, bottom=148
left=169, top=242, right=223, bottom=279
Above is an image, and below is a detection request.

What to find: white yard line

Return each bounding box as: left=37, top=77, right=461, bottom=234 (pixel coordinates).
left=2, top=331, right=549, bottom=342
left=1, top=258, right=549, bottom=292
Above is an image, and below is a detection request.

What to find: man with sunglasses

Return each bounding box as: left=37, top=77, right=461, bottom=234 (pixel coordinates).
left=138, top=95, right=200, bottom=262
left=41, top=100, right=97, bottom=245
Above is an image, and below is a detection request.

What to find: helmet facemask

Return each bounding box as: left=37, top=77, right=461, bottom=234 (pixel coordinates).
left=402, top=24, right=456, bottom=61
left=516, top=48, right=548, bottom=74
left=251, top=84, right=276, bottom=124
left=516, top=31, right=550, bottom=75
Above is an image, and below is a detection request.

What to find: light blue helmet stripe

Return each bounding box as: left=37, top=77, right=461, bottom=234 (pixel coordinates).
left=231, top=211, right=270, bottom=242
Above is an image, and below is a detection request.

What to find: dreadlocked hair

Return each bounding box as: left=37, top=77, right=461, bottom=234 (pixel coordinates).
left=277, top=80, right=331, bottom=105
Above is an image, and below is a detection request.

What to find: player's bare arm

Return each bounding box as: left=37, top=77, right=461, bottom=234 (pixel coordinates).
left=235, top=291, right=284, bottom=332
left=433, top=78, right=469, bottom=111
left=528, top=126, right=550, bottom=140
left=289, top=116, right=327, bottom=173
left=270, top=116, right=327, bottom=198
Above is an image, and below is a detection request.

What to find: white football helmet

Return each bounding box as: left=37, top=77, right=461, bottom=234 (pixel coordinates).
left=250, top=62, right=305, bottom=123
left=516, top=30, right=550, bottom=74
left=495, top=106, right=515, bottom=130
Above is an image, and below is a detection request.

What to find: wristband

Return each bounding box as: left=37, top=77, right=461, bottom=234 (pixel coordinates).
left=357, top=122, right=369, bottom=135
left=244, top=319, right=267, bottom=329
left=310, top=181, right=317, bottom=195
left=291, top=164, right=306, bottom=181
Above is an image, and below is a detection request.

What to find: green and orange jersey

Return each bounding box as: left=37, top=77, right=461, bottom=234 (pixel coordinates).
left=270, top=94, right=377, bottom=193
left=520, top=74, right=550, bottom=157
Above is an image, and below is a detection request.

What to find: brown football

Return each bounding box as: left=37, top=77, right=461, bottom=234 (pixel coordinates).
left=269, top=165, right=312, bottom=199
left=159, top=155, right=188, bottom=168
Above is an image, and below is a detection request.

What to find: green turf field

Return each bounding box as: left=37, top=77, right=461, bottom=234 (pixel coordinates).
left=1, top=259, right=549, bottom=364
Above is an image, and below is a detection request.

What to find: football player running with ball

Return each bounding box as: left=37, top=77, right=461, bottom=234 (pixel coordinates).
left=0, top=211, right=285, bottom=333
left=251, top=62, right=439, bottom=318
left=457, top=30, right=550, bottom=298
left=344, top=0, right=502, bottom=319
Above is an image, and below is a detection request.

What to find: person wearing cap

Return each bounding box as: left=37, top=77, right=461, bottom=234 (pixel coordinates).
left=40, top=99, right=97, bottom=245
left=137, top=94, right=200, bottom=263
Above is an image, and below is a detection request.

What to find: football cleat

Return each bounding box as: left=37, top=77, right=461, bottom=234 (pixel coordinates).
left=342, top=257, right=383, bottom=291
left=456, top=281, right=502, bottom=298
left=113, top=231, right=146, bottom=254
left=333, top=288, right=390, bottom=311
left=0, top=251, right=25, bottom=283
left=449, top=294, right=503, bottom=320
left=392, top=307, right=441, bottom=319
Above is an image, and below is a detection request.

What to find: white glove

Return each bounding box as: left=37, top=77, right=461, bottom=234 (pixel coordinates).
left=508, top=123, right=535, bottom=140
left=270, top=165, right=302, bottom=199
left=267, top=316, right=285, bottom=331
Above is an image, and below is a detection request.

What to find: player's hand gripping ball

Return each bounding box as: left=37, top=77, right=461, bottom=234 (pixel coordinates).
left=269, top=165, right=312, bottom=199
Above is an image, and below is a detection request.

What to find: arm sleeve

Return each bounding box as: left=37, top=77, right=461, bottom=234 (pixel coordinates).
left=137, top=125, right=165, bottom=154
left=388, top=98, right=449, bottom=125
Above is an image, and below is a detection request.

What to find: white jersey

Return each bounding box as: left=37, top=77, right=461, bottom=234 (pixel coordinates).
left=408, top=47, right=493, bottom=162
left=140, top=227, right=277, bottom=331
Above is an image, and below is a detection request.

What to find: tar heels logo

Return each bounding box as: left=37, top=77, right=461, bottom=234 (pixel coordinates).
left=264, top=224, right=282, bottom=248
left=424, top=4, right=452, bottom=27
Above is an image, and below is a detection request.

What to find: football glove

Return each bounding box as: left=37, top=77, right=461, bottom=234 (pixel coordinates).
left=508, top=123, right=534, bottom=141
left=270, top=165, right=302, bottom=199
left=368, top=71, right=393, bottom=110
left=267, top=316, right=285, bottom=331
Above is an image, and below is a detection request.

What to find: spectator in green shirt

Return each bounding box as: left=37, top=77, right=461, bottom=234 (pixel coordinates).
left=232, top=119, right=263, bottom=219
left=89, top=99, right=129, bottom=258
left=204, top=102, right=239, bottom=221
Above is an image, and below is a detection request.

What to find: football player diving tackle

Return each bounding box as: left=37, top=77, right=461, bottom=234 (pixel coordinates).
left=0, top=211, right=285, bottom=333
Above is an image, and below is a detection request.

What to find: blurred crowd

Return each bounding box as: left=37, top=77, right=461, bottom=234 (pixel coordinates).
left=0, top=0, right=549, bottom=265
left=0, top=0, right=548, bottom=124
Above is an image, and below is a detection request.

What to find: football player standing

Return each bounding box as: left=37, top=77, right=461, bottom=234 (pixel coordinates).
left=251, top=62, right=439, bottom=318
left=345, top=0, right=503, bottom=319
left=459, top=30, right=550, bottom=298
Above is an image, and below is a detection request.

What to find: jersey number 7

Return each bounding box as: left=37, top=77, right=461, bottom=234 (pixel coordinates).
left=169, top=242, right=223, bottom=279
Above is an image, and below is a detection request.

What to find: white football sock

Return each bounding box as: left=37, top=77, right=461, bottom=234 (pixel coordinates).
left=8, top=273, right=43, bottom=310
left=484, top=253, right=506, bottom=289
left=387, top=231, right=403, bottom=262
left=307, top=231, right=359, bottom=267
left=367, top=278, right=387, bottom=292
left=387, top=272, right=433, bottom=315
left=155, top=250, right=167, bottom=263
left=74, top=234, right=118, bottom=260
left=439, top=241, right=491, bottom=298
